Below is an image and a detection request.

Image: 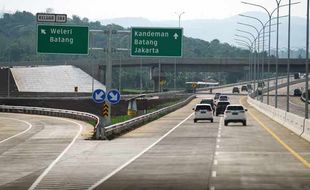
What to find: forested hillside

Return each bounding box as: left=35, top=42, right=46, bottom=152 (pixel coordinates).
left=0, top=11, right=250, bottom=62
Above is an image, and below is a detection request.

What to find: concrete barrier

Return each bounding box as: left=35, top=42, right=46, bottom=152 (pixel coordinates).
left=247, top=96, right=308, bottom=142
left=284, top=112, right=304, bottom=135
left=301, top=120, right=310, bottom=142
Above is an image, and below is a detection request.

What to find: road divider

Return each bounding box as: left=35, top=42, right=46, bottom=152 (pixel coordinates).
left=104, top=95, right=196, bottom=139
left=247, top=97, right=308, bottom=142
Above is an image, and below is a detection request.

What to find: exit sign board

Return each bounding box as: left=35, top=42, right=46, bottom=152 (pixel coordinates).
left=131, top=27, right=183, bottom=57
left=37, top=25, right=89, bottom=54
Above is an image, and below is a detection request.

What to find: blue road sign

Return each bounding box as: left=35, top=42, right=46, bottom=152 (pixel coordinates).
left=92, top=89, right=106, bottom=103
left=107, top=89, right=121, bottom=104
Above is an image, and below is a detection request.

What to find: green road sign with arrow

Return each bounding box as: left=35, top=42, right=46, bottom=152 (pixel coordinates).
left=131, top=27, right=183, bottom=57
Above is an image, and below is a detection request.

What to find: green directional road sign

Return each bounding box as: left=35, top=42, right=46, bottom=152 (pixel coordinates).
left=37, top=25, right=89, bottom=54
left=131, top=27, right=183, bottom=57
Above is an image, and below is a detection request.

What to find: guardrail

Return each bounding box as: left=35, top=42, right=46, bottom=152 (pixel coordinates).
left=102, top=94, right=196, bottom=139
left=247, top=78, right=310, bottom=142
left=0, top=105, right=101, bottom=135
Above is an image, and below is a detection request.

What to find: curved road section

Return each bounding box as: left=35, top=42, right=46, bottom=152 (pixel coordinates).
left=0, top=113, right=91, bottom=189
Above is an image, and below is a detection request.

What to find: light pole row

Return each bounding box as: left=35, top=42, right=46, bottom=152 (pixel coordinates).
left=238, top=1, right=302, bottom=115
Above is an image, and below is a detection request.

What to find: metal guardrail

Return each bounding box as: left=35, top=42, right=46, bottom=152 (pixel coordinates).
left=0, top=105, right=100, bottom=135
left=103, top=95, right=196, bottom=139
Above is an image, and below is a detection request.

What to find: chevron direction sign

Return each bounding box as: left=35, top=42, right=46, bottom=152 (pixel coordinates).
left=102, top=103, right=109, bottom=117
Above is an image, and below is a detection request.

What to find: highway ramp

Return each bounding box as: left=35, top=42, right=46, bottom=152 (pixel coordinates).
left=10, top=65, right=105, bottom=92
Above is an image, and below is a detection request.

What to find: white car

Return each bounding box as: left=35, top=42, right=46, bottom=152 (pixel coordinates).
left=224, top=104, right=247, bottom=126
left=193, top=104, right=214, bottom=123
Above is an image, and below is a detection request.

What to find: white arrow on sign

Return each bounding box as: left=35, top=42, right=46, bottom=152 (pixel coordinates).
left=95, top=91, right=104, bottom=100
left=109, top=92, right=119, bottom=101
left=173, top=33, right=178, bottom=40
left=41, top=29, right=46, bottom=35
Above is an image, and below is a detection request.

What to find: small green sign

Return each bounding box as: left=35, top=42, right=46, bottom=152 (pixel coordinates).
left=131, top=27, right=183, bottom=57
left=37, top=25, right=89, bottom=54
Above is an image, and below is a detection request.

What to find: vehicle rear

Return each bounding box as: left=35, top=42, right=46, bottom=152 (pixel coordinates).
left=193, top=104, right=214, bottom=123
left=232, top=87, right=239, bottom=93
left=200, top=98, right=215, bottom=111
left=219, top=95, right=228, bottom=102
left=224, top=105, right=247, bottom=126
left=215, top=101, right=230, bottom=116
left=241, top=86, right=248, bottom=91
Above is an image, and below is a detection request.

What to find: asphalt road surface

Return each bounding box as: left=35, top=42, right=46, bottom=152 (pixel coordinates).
left=1, top=92, right=310, bottom=189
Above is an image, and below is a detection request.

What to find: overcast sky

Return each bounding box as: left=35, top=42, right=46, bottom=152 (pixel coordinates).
left=0, top=0, right=307, bottom=21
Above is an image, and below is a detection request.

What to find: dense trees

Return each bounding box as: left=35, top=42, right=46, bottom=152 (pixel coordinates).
left=0, top=11, right=250, bottom=62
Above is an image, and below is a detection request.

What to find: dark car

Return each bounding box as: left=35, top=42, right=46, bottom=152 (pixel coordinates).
left=232, top=87, right=240, bottom=93
left=200, top=98, right=215, bottom=113
left=241, top=85, right=248, bottom=92
left=293, top=88, right=302, bottom=96
left=214, top=93, right=221, bottom=102
left=216, top=101, right=230, bottom=116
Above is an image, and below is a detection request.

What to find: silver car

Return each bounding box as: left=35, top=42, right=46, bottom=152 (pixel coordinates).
left=193, top=104, right=214, bottom=123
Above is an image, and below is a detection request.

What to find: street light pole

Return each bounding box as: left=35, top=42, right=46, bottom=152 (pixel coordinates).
left=306, top=0, right=309, bottom=119
left=235, top=31, right=256, bottom=88
left=174, top=11, right=185, bottom=91
left=286, top=0, right=291, bottom=112
left=241, top=0, right=300, bottom=106
left=237, top=22, right=260, bottom=97
left=275, top=0, right=282, bottom=108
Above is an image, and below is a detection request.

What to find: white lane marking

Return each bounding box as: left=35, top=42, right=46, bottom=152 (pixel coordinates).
left=212, top=171, right=217, bottom=177
left=213, top=160, right=218, bottom=165
left=210, top=186, right=215, bottom=190
left=217, top=139, right=221, bottom=143
left=28, top=118, right=83, bottom=190
left=216, top=145, right=220, bottom=149
left=0, top=117, right=32, bottom=144
left=88, top=112, right=194, bottom=190
left=215, top=152, right=219, bottom=155
left=289, top=100, right=304, bottom=108
left=217, top=134, right=221, bottom=138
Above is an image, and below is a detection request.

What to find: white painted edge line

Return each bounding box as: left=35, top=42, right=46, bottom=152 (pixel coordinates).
left=0, top=117, right=32, bottom=144
left=212, top=171, right=217, bottom=177
left=88, top=112, right=194, bottom=190
left=213, top=160, right=218, bottom=165
left=28, top=118, right=83, bottom=190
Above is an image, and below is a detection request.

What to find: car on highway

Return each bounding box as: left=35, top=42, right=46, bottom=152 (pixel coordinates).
left=215, top=101, right=230, bottom=116
left=224, top=104, right=247, bottom=126
left=219, top=95, right=229, bottom=102
left=193, top=104, right=214, bottom=123
left=247, top=83, right=252, bottom=91
left=214, top=93, right=221, bottom=103
left=241, top=85, right=248, bottom=92
left=200, top=98, right=215, bottom=113
left=293, top=88, right=302, bottom=96
left=232, top=87, right=240, bottom=93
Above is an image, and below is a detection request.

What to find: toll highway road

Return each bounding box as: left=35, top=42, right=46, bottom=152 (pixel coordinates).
left=91, top=94, right=310, bottom=190
left=1, top=93, right=310, bottom=190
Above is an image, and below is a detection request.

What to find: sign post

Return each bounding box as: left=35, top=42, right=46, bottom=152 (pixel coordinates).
left=37, top=25, right=89, bottom=54
left=131, top=27, right=183, bottom=57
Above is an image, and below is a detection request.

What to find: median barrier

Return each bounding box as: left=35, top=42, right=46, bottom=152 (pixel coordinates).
left=283, top=112, right=304, bottom=135
left=301, top=120, right=310, bottom=142
left=247, top=96, right=308, bottom=142
left=104, top=95, right=196, bottom=139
